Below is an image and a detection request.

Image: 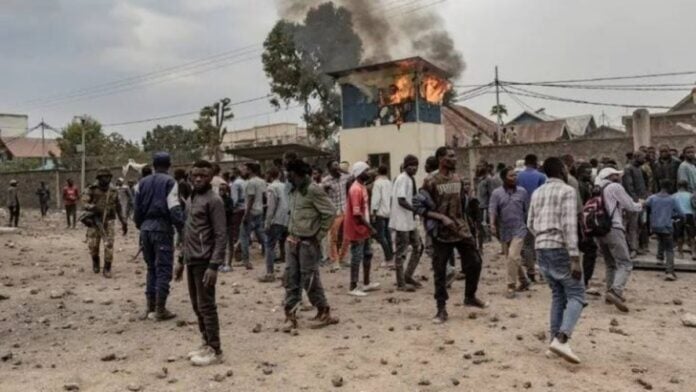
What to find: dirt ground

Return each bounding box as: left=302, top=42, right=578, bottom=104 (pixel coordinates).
left=1, top=210, right=695, bottom=392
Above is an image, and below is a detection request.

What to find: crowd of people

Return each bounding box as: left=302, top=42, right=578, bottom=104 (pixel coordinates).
left=5, top=143, right=696, bottom=367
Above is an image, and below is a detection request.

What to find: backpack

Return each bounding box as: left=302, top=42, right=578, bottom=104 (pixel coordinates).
left=582, top=184, right=614, bottom=237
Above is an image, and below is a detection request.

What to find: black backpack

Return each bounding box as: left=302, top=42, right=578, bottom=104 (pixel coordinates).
left=582, top=184, right=614, bottom=237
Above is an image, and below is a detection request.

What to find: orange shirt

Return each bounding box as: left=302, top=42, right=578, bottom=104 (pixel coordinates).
left=343, top=181, right=371, bottom=242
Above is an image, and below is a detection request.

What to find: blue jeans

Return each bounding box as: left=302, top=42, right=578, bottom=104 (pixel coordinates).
left=264, top=224, right=288, bottom=274
left=240, top=214, right=266, bottom=263
left=373, top=217, right=393, bottom=261
left=140, top=230, right=174, bottom=300
left=537, top=248, right=586, bottom=340
left=350, top=239, right=373, bottom=290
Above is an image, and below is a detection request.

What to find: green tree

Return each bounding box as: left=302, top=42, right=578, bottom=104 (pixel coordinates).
left=490, top=104, right=508, bottom=118
left=194, top=98, right=234, bottom=162
left=142, top=124, right=203, bottom=163
left=262, top=3, right=363, bottom=142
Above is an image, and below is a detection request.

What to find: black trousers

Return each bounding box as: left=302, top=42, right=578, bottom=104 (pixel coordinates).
left=187, top=264, right=221, bottom=354
left=65, top=204, right=77, bottom=227
left=39, top=202, right=49, bottom=217
left=8, top=206, right=19, bottom=227
left=432, top=239, right=482, bottom=307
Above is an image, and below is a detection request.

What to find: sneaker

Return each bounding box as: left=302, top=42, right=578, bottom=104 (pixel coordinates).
left=585, top=287, right=601, bottom=296
left=396, top=285, right=416, bottom=292
left=348, top=288, right=368, bottom=297
left=544, top=349, right=558, bottom=359
left=244, top=263, right=254, bottom=270
left=362, top=282, right=381, bottom=292
left=187, top=344, right=208, bottom=359
left=258, top=274, right=276, bottom=283
left=665, top=272, right=677, bottom=281
left=549, top=338, right=581, bottom=364
left=605, top=290, right=629, bottom=313
left=190, top=346, right=222, bottom=367
left=218, top=265, right=232, bottom=273
left=464, top=297, right=488, bottom=309
left=432, top=308, right=448, bottom=324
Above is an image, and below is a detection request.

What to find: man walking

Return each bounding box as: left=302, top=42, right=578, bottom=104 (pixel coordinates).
left=134, top=153, right=185, bottom=321
left=62, top=178, right=80, bottom=229
left=36, top=181, right=50, bottom=218
left=527, top=157, right=585, bottom=364
left=489, top=166, right=529, bottom=298
left=595, top=167, right=643, bottom=312
left=116, top=178, right=133, bottom=222
left=260, top=167, right=289, bottom=283
left=371, top=165, right=394, bottom=268
left=576, top=163, right=598, bottom=289
left=422, top=147, right=485, bottom=324
left=6, top=180, right=19, bottom=227
left=345, top=162, right=380, bottom=297
left=83, top=169, right=128, bottom=278
left=240, top=162, right=267, bottom=270
left=623, top=151, right=649, bottom=257
left=390, top=155, right=423, bottom=291
left=174, top=160, right=226, bottom=366
left=517, top=154, right=547, bottom=282
left=646, top=179, right=683, bottom=281
left=283, top=159, right=339, bottom=331
left=322, top=160, right=351, bottom=271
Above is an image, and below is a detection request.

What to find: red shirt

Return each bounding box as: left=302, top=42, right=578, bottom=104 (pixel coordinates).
left=63, top=185, right=80, bottom=206
left=344, top=181, right=371, bottom=242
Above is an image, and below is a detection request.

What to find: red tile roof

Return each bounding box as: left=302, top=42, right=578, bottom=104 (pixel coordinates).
left=0, top=137, right=61, bottom=158
left=442, top=104, right=497, bottom=145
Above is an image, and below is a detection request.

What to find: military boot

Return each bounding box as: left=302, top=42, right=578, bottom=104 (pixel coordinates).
left=282, top=306, right=299, bottom=332
left=309, top=306, right=339, bottom=329
left=140, top=297, right=155, bottom=320
left=92, top=255, right=101, bottom=274
left=102, top=262, right=112, bottom=279
left=154, top=296, right=176, bottom=321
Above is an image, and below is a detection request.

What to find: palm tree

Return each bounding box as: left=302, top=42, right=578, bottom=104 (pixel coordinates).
left=490, top=104, right=508, bottom=118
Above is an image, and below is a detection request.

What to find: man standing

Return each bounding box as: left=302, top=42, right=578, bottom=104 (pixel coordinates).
left=6, top=180, right=19, bottom=227
left=678, top=146, right=696, bottom=192
left=422, top=147, right=485, bottom=324
left=283, top=159, right=339, bottom=331
left=623, top=151, right=649, bottom=257
left=595, top=167, right=643, bottom=312
left=116, top=178, right=133, bottom=222
left=576, top=163, right=598, bottom=289
left=489, top=166, right=529, bottom=299
left=36, top=181, right=50, bottom=218
left=83, top=169, right=127, bottom=278
left=240, top=162, right=267, bottom=270
left=371, top=165, right=394, bottom=267
left=674, top=180, right=695, bottom=260
left=646, top=179, right=683, bottom=281
left=527, top=157, right=585, bottom=364
left=210, top=163, right=226, bottom=196
left=260, top=167, right=289, bottom=283
left=516, top=154, right=547, bottom=282
left=224, top=166, right=246, bottom=269
left=390, top=155, right=423, bottom=291
left=322, top=160, right=351, bottom=271
left=654, top=145, right=680, bottom=194
left=174, top=160, right=226, bottom=366
left=62, top=178, right=80, bottom=229
left=345, top=162, right=380, bottom=297
left=134, top=153, right=185, bottom=321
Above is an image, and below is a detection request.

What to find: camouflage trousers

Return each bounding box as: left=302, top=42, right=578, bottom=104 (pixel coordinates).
left=87, top=222, right=115, bottom=263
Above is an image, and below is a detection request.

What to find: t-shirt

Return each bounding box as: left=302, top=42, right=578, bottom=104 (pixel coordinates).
left=389, top=172, right=416, bottom=231
left=63, top=186, right=80, bottom=206
left=516, top=167, right=547, bottom=201
left=646, top=192, right=683, bottom=234
left=674, top=191, right=694, bottom=215
left=422, top=171, right=473, bottom=243
left=245, top=176, right=267, bottom=216
left=344, top=181, right=371, bottom=242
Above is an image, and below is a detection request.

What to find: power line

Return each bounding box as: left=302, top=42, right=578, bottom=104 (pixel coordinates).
left=505, top=85, right=672, bottom=109
left=518, top=70, right=696, bottom=85
left=505, top=81, right=694, bottom=92
left=500, top=85, right=535, bottom=112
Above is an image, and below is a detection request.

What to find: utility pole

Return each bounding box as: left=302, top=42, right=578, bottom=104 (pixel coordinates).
left=40, top=118, right=45, bottom=167
left=494, top=66, right=502, bottom=143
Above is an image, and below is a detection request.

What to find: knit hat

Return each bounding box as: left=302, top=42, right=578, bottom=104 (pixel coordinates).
left=351, top=161, right=370, bottom=178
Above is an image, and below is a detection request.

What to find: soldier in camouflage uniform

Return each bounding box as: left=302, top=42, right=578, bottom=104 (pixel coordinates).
left=83, top=168, right=128, bottom=278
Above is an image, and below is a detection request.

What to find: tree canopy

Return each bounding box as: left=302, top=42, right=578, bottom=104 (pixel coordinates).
left=142, top=124, right=203, bottom=163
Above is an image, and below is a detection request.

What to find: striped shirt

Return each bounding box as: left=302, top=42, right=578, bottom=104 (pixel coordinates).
left=527, top=178, right=579, bottom=257
left=322, top=173, right=350, bottom=213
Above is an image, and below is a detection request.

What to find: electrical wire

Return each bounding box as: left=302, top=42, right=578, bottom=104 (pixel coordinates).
left=504, top=81, right=694, bottom=92
left=517, top=70, right=696, bottom=85
left=505, top=85, right=672, bottom=109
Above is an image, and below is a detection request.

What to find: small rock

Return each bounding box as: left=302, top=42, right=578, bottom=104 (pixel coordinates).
left=166, top=356, right=177, bottom=363
left=156, top=367, right=168, bottom=379
left=82, top=298, right=94, bottom=304
left=508, top=313, right=518, bottom=318
left=176, top=320, right=187, bottom=327
left=473, top=350, right=485, bottom=356
left=380, top=358, right=388, bottom=365
left=681, top=313, right=696, bottom=328
left=451, top=378, right=460, bottom=386
left=444, top=339, right=455, bottom=345
left=489, top=316, right=499, bottom=323
left=672, top=298, right=683, bottom=305
left=523, top=381, right=532, bottom=389
left=29, top=288, right=40, bottom=295
left=516, top=335, right=523, bottom=341
left=331, top=375, right=344, bottom=387
left=468, top=312, right=477, bottom=320
left=1, top=351, right=13, bottom=362
left=49, top=290, right=65, bottom=299
left=669, top=376, right=681, bottom=384
left=126, top=384, right=142, bottom=392
left=417, top=378, right=431, bottom=386
left=100, top=299, right=113, bottom=306
left=252, top=324, right=262, bottom=333
left=391, top=370, right=398, bottom=375
left=213, top=373, right=225, bottom=382
left=636, top=378, right=653, bottom=390
left=610, top=318, right=619, bottom=327
left=0, top=294, right=9, bottom=301
left=226, top=369, right=234, bottom=377
left=63, top=383, right=80, bottom=391
left=100, top=353, right=117, bottom=362
left=262, top=368, right=273, bottom=375
left=609, top=327, right=629, bottom=336
left=463, top=354, right=472, bottom=360
left=291, top=329, right=299, bottom=336
left=534, top=331, right=546, bottom=341
left=388, top=326, right=394, bottom=332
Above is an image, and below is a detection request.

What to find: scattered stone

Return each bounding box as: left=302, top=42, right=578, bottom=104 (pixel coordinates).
left=636, top=378, right=653, bottom=390
left=391, top=370, right=398, bottom=375
left=63, top=383, right=80, bottom=391
left=473, top=350, right=485, bottom=356
left=631, top=367, right=647, bottom=374
left=252, top=324, right=262, bottom=333
left=380, top=358, right=388, bottom=365
left=291, top=329, right=299, bottom=336
left=100, top=299, right=113, bottom=306
left=609, top=327, right=629, bottom=336
left=226, top=369, right=234, bottom=377
left=547, top=381, right=555, bottom=387
left=669, top=376, right=681, bottom=384
left=508, top=313, right=518, bottom=318
left=472, top=358, right=491, bottom=365
left=49, top=290, right=65, bottom=299
left=516, top=335, right=523, bottom=341
left=166, top=356, right=177, bottom=363
left=463, top=354, right=472, bottom=360
left=610, top=318, right=619, bottom=327
left=523, top=381, right=532, bottom=389
left=417, top=378, right=431, bottom=386
left=1, top=352, right=13, bottom=362
left=451, top=378, right=460, bottom=386
left=82, top=298, right=94, bottom=304
left=213, top=373, right=226, bottom=382
left=156, top=367, right=168, bottom=379
left=387, top=326, right=394, bottom=332
left=126, top=384, right=142, bottom=392
left=672, top=298, right=683, bottom=306
left=176, top=320, right=187, bottom=327
left=262, top=368, right=273, bottom=375
left=468, top=312, right=477, bottom=320
left=444, top=339, right=455, bottom=345
left=100, top=353, right=117, bottom=362
left=534, top=331, right=546, bottom=341
left=0, top=294, right=9, bottom=301
left=489, top=316, right=499, bottom=323
left=29, top=288, right=40, bottom=295
left=331, top=375, right=344, bottom=387
left=681, top=313, right=696, bottom=328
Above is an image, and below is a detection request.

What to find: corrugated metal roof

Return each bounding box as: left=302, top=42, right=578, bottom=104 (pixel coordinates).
left=564, top=115, right=595, bottom=137
left=0, top=137, right=61, bottom=158
left=504, top=120, right=569, bottom=143
left=442, top=105, right=496, bottom=145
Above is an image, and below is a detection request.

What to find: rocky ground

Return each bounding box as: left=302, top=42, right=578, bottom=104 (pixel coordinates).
left=1, top=210, right=695, bottom=392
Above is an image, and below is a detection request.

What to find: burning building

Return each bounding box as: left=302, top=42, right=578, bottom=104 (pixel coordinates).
left=329, top=57, right=451, bottom=181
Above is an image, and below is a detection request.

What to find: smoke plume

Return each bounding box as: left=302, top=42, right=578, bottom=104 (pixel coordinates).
left=274, top=0, right=465, bottom=79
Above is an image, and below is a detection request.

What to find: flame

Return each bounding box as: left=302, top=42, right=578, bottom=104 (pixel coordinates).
left=420, top=75, right=451, bottom=104
left=389, top=75, right=414, bottom=105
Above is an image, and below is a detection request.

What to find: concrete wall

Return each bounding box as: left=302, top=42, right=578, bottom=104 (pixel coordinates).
left=456, top=134, right=696, bottom=184
left=624, top=111, right=696, bottom=140
left=340, top=122, right=445, bottom=185
left=0, top=160, right=248, bottom=209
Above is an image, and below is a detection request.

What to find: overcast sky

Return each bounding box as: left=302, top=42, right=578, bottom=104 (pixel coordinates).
left=2, top=0, right=695, bottom=142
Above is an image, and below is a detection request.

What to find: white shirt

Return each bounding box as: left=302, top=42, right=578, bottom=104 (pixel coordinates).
left=370, top=176, right=392, bottom=218
left=389, top=172, right=416, bottom=231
